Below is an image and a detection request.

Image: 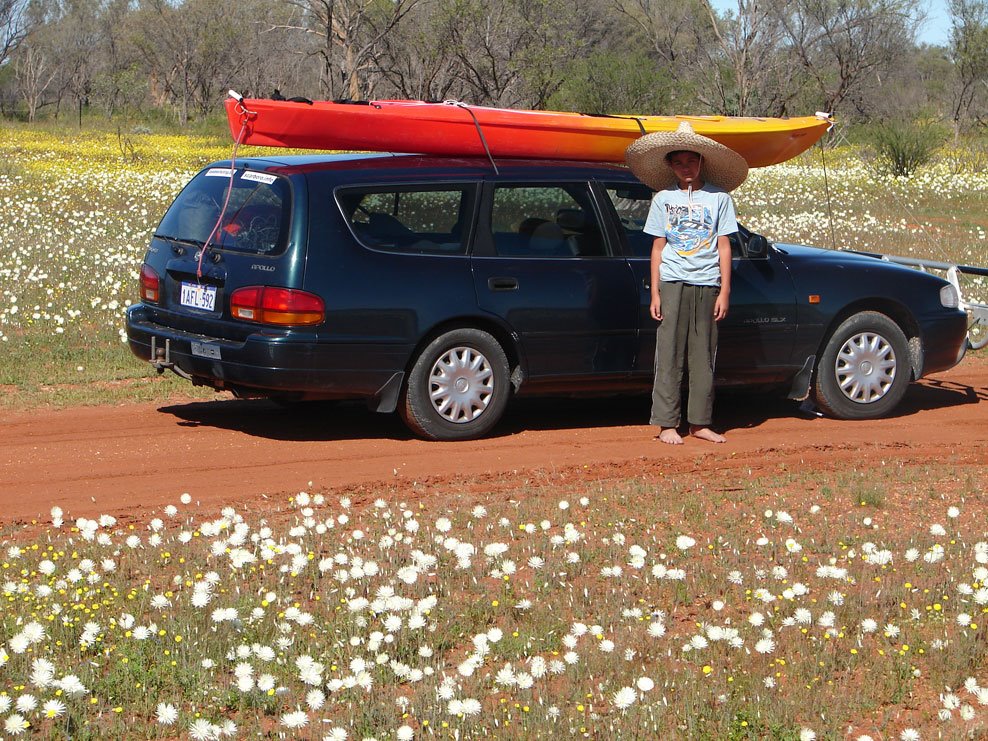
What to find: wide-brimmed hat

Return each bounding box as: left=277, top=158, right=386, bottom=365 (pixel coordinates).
left=625, top=121, right=749, bottom=192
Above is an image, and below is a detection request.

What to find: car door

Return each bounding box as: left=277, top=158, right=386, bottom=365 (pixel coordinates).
left=470, top=180, right=638, bottom=385
left=600, top=181, right=799, bottom=386
left=716, top=237, right=800, bottom=385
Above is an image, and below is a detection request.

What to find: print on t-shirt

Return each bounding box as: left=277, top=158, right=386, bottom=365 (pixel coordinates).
left=665, top=203, right=714, bottom=257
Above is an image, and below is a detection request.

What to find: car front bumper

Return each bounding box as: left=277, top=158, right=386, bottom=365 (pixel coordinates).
left=918, top=310, right=969, bottom=376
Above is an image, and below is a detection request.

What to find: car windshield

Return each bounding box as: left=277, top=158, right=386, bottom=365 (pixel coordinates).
left=155, top=167, right=290, bottom=255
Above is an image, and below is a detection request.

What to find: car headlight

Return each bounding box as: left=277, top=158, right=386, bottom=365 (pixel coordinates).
left=940, top=284, right=960, bottom=309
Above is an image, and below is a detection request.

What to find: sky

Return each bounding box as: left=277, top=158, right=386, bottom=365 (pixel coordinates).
left=918, top=0, right=952, bottom=45
left=707, top=0, right=952, bottom=47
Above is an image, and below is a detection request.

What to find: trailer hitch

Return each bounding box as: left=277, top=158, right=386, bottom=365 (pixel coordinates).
left=149, top=337, right=194, bottom=381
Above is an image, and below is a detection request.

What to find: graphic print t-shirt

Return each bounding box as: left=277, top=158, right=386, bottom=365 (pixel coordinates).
left=643, top=184, right=738, bottom=286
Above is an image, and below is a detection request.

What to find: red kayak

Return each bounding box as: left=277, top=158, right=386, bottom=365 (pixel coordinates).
left=224, top=96, right=831, bottom=168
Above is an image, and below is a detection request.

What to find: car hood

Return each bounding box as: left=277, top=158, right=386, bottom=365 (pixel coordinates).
left=771, top=241, right=945, bottom=280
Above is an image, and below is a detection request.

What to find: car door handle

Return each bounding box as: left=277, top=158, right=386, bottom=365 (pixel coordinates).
left=642, top=278, right=651, bottom=290
left=488, top=277, right=519, bottom=291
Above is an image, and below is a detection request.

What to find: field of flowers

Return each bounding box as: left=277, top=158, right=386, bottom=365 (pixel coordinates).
left=1, top=461, right=986, bottom=739
left=2, top=125, right=988, bottom=738
left=0, top=124, right=986, bottom=408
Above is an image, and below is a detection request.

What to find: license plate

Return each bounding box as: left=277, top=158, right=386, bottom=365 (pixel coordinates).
left=191, top=341, right=221, bottom=360
left=180, top=282, right=217, bottom=311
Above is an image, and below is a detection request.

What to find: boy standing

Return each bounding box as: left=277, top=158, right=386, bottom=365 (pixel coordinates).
left=625, top=122, right=748, bottom=444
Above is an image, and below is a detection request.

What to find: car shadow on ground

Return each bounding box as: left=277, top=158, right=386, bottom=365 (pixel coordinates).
left=716, top=376, right=985, bottom=433
left=160, top=399, right=415, bottom=442
left=158, top=375, right=983, bottom=442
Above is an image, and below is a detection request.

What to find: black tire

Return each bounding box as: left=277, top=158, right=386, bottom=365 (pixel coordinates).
left=400, top=329, right=511, bottom=441
left=813, top=311, right=911, bottom=419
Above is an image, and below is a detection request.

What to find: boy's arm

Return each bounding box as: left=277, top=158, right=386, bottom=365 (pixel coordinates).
left=649, top=237, right=666, bottom=320
left=714, top=234, right=731, bottom=321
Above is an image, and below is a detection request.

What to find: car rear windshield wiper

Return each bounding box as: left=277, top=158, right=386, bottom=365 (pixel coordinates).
left=154, top=235, right=207, bottom=249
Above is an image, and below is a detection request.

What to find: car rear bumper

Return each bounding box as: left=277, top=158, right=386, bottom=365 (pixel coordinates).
left=126, top=305, right=410, bottom=402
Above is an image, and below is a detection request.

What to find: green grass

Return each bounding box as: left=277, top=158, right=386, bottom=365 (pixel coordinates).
left=0, top=331, right=216, bottom=409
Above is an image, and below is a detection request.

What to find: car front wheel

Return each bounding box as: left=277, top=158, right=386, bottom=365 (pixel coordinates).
left=400, top=329, right=511, bottom=440
left=813, top=311, right=911, bottom=419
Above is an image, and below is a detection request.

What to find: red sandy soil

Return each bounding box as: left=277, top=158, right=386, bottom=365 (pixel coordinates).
left=1, top=355, right=985, bottom=525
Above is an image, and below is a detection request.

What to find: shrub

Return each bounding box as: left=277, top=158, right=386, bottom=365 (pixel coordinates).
left=868, top=120, right=948, bottom=177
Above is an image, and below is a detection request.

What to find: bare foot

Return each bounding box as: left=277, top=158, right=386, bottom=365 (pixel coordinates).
left=690, top=426, right=726, bottom=443
left=658, top=427, right=684, bottom=445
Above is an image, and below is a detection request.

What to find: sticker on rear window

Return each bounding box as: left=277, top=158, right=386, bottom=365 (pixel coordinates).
left=241, top=171, right=278, bottom=185
left=205, top=168, right=234, bottom=178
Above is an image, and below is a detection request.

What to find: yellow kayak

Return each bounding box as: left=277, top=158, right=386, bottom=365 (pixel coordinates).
left=226, top=97, right=832, bottom=168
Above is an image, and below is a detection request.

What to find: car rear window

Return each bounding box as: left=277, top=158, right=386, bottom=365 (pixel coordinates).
left=155, top=167, right=291, bottom=256
left=337, top=186, right=473, bottom=255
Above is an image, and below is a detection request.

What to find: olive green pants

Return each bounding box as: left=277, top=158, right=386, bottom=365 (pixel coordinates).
left=650, top=281, right=719, bottom=429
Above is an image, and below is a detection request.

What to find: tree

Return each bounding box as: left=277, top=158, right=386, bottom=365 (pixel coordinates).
left=0, top=0, right=30, bottom=68
left=779, top=0, right=922, bottom=115
left=280, top=0, right=422, bottom=100
left=512, top=0, right=607, bottom=109
left=612, top=0, right=707, bottom=68
left=0, top=0, right=973, bottom=125
left=610, top=0, right=709, bottom=110
left=14, top=42, right=56, bottom=120
left=549, top=49, right=676, bottom=114
left=131, top=0, right=258, bottom=124
left=371, top=0, right=462, bottom=101
left=49, top=0, right=104, bottom=120
left=228, top=0, right=313, bottom=101
left=438, top=0, right=532, bottom=106
left=702, top=0, right=807, bottom=116
left=948, top=0, right=988, bottom=134
left=90, top=0, right=142, bottom=117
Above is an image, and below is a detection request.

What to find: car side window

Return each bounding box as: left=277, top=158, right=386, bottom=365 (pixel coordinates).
left=603, top=183, right=654, bottom=258
left=489, top=184, right=607, bottom=258
left=337, top=186, right=472, bottom=254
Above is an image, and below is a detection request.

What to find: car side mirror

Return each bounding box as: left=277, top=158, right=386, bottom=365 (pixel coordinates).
left=746, top=233, right=768, bottom=258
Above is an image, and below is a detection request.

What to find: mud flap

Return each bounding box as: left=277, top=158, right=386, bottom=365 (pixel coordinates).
left=786, top=355, right=815, bottom=401
left=367, top=371, right=405, bottom=413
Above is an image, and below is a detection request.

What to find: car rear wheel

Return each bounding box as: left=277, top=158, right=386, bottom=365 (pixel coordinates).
left=400, top=329, right=511, bottom=441
left=813, top=311, right=911, bottom=419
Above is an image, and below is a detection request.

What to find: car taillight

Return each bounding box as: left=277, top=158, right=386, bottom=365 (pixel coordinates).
left=140, top=264, right=160, bottom=303
left=230, top=286, right=325, bottom=326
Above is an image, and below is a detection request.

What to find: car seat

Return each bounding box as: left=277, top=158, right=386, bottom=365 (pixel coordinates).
left=528, top=221, right=575, bottom=256
left=556, top=208, right=604, bottom=256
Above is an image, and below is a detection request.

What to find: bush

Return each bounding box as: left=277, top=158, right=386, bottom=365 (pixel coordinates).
left=868, top=120, right=948, bottom=177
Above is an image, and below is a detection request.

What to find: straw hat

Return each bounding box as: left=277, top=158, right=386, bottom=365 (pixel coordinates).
left=625, top=121, right=749, bottom=192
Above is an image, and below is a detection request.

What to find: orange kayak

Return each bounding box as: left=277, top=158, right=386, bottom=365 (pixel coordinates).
left=225, top=97, right=831, bottom=168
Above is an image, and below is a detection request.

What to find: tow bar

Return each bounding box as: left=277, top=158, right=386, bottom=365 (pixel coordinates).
left=149, top=337, right=194, bottom=381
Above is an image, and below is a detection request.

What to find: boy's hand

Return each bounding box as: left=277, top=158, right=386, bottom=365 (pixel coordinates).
left=650, top=294, right=662, bottom=321
left=714, top=292, right=730, bottom=321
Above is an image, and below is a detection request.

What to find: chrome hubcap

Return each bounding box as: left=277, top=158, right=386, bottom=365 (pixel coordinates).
left=835, top=331, right=897, bottom=404
left=429, top=346, right=494, bottom=424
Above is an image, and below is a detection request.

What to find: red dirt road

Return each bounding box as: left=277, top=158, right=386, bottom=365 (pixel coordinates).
left=2, top=356, right=986, bottom=525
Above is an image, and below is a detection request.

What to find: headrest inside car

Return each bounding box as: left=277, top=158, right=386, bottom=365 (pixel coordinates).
left=556, top=208, right=587, bottom=231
